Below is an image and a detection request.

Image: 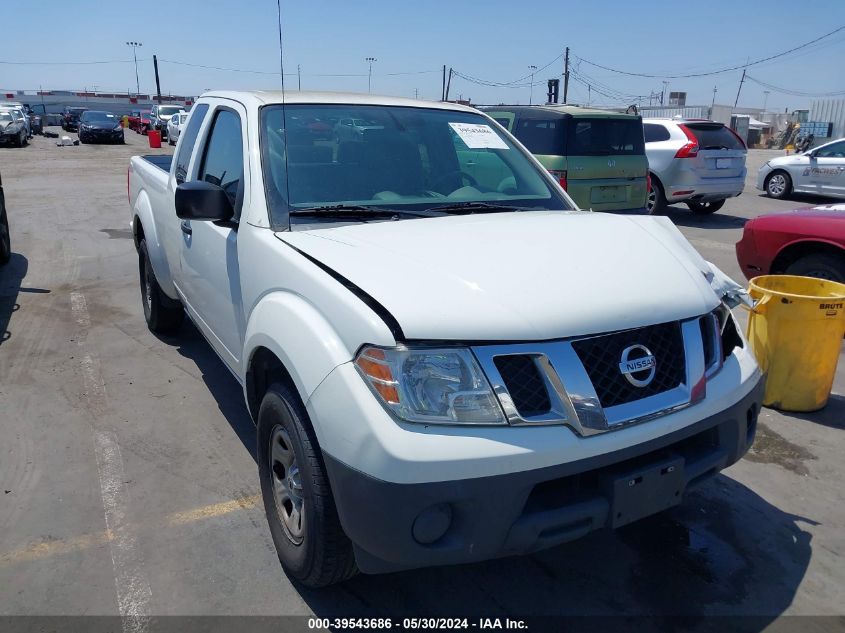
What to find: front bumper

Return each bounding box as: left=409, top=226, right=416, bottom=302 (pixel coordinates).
left=80, top=128, right=124, bottom=143
left=325, top=375, right=763, bottom=573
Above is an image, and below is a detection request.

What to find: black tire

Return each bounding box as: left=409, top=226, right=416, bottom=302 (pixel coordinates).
left=646, top=176, right=666, bottom=214
left=785, top=252, right=845, bottom=283
left=687, top=199, right=725, bottom=214
left=78, top=135, right=86, bottom=144
left=765, top=171, right=792, bottom=199
left=0, top=210, right=10, bottom=266
left=138, top=238, right=183, bottom=334
left=258, top=382, right=357, bottom=588
left=16, top=131, right=26, bottom=148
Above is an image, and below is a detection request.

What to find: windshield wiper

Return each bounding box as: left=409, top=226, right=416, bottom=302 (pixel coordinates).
left=290, top=204, right=435, bottom=219
left=425, top=201, right=530, bottom=214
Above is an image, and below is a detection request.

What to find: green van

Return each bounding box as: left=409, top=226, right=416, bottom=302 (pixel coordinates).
left=483, top=105, right=649, bottom=213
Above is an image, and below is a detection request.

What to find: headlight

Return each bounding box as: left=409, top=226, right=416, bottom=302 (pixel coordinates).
left=355, top=346, right=505, bottom=425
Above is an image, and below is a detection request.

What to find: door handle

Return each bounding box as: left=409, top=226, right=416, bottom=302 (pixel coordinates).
left=180, top=220, right=192, bottom=236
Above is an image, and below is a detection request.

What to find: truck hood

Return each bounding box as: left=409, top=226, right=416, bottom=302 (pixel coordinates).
left=278, top=211, right=726, bottom=341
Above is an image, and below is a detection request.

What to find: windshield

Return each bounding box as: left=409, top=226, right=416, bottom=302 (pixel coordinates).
left=158, top=106, right=182, bottom=116
left=0, top=112, right=13, bottom=123
left=260, top=104, right=570, bottom=227
left=81, top=111, right=116, bottom=122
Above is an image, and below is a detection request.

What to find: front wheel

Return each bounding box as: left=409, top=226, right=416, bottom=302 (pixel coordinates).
left=257, top=382, right=357, bottom=587
left=687, top=199, right=725, bottom=214
left=785, top=252, right=845, bottom=283
left=765, top=171, right=792, bottom=199
left=138, top=238, right=183, bottom=334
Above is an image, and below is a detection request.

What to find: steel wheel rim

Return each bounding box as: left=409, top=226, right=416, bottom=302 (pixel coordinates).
left=269, top=425, right=305, bottom=544
left=646, top=188, right=656, bottom=212
left=769, top=174, right=786, bottom=195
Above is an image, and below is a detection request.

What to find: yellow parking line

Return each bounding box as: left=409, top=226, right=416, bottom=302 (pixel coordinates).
left=165, top=494, right=261, bottom=526
left=0, top=493, right=262, bottom=567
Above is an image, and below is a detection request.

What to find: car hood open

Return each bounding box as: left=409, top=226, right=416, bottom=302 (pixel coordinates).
left=278, top=211, right=726, bottom=341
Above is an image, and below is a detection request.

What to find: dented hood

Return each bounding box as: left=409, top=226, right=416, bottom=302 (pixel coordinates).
left=279, top=211, right=728, bottom=341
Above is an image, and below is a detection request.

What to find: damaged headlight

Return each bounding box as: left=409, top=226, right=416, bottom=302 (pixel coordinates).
left=355, top=346, right=505, bottom=425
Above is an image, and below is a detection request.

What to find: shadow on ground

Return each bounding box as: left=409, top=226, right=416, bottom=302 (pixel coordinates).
left=170, top=317, right=814, bottom=632
left=664, top=206, right=749, bottom=230
left=0, top=253, right=28, bottom=346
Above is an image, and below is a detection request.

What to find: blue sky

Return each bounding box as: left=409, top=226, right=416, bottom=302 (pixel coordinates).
left=3, top=0, right=844, bottom=111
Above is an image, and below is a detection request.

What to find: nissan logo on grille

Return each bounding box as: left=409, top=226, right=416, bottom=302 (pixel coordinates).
left=618, top=344, right=656, bottom=387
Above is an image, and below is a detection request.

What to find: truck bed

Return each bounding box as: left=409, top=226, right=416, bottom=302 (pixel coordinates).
left=141, top=154, right=173, bottom=173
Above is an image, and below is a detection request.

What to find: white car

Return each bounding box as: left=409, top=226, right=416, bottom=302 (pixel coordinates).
left=166, top=111, right=189, bottom=146
left=644, top=118, right=747, bottom=215
left=128, top=90, right=762, bottom=586
left=0, top=105, right=31, bottom=139
left=758, top=137, right=845, bottom=200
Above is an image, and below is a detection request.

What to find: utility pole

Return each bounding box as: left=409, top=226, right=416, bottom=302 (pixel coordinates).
left=661, top=80, right=669, bottom=105
left=763, top=90, right=770, bottom=111
left=563, top=47, right=570, bottom=103
left=587, top=84, right=591, bottom=106
left=441, top=65, right=446, bottom=101
left=297, top=64, right=301, bottom=90
left=734, top=68, right=746, bottom=108
left=711, top=85, right=718, bottom=109
left=414, top=88, right=419, bottom=99
left=126, top=41, right=142, bottom=95
left=153, top=54, right=162, bottom=103
left=365, top=57, right=377, bottom=93
left=528, top=64, right=537, bottom=105
left=444, top=67, right=453, bottom=101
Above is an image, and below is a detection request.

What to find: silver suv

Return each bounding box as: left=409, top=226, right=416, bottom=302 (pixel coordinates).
left=644, top=118, right=747, bottom=214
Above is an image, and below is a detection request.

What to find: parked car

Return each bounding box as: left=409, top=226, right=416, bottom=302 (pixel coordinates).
left=736, top=203, right=845, bottom=282
left=62, top=106, right=88, bottom=132
left=0, top=170, right=9, bottom=266
left=0, top=110, right=28, bottom=147
left=644, top=118, right=747, bottom=214
left=166, top=111, right=189, bottom=145
left=483, top=105, right=649, bottom=213
left=333, top=117, right=384, bottom=141
left=129, top=90, right=761, bottom=587
left=150, top=104, right=184, bottom=140
left=758, top=138, right=845, bottom=200
left=78, top=110, right=124, bottom=144
left=0, top=102, right=33, bottom=138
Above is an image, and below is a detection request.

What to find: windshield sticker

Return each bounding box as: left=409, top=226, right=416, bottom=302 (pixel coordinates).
left=449, top=122, right=509, bottom=149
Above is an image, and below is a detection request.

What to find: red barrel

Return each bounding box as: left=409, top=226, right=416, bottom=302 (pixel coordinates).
left=148, top=130, right=162, bottom=148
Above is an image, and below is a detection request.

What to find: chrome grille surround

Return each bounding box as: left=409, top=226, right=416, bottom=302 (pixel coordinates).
left=472, top=317, right=707, bottom=437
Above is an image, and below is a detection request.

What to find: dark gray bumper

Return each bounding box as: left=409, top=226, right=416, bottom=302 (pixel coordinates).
left=324, top=376, right=764, bottom=574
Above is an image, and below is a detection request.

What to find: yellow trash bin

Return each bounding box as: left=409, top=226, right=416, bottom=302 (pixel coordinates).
left=747, top=275, right=845, bottom=412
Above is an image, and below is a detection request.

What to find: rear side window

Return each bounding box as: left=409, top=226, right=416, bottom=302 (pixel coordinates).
left=512, top=118, right=566, bottom=155
left=174, top=103, right=208, bottom=183
left=568, top=118, right=645, bottom=156
left=686, top=124, right=745, bottom=150
left=816, top=141, right=845, bottom=158
left=644, top=123, right=670, bottom=143
left=198, top=109, right=244, bottom=211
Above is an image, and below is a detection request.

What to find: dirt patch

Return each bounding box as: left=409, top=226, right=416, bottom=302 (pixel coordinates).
left=100, top=228, right=133, bottom=240
left=744, top=422, right=816, bottom=475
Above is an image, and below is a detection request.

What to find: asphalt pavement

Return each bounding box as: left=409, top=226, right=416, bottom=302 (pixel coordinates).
left=0, top=130, right=843, bottom=631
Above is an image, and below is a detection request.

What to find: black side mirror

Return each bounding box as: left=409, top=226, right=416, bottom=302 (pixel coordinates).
left=175, top=181, right=234, bottom=222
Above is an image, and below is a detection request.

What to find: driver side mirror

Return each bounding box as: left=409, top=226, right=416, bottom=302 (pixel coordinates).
left=175, top=181, right=234, bottom=222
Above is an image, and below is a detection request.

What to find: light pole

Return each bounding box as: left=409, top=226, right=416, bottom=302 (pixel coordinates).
left=126, top=41, right=142, bottom=95
left=528, top=65, right=537, bottom=105
left=365, top=57, right=377, bottom=94
left=763, top=90, right=770, bottom=111
left=661, top=80, right=669, bottom=105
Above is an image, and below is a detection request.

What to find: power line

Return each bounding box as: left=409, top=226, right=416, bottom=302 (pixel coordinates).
left=0, top=59, right=145, bottom=65
left=574, top=25, right=845, bottom=78
left=745, top=74, right=845, bottom=97
left=452, top=51, right=565, bottom=89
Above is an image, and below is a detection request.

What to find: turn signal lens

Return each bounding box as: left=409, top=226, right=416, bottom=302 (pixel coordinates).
left=355, top=348, right=399, bottom=403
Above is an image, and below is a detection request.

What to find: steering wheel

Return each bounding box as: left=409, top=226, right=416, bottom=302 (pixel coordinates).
left=430, top=170, right=479, bottom=192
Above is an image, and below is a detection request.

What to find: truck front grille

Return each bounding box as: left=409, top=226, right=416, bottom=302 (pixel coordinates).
left=493, top=355, right=551, bottom=418
left=571, top=321, right=686, bottom=408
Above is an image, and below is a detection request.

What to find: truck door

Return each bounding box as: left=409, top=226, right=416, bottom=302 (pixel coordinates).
left=179, top=102, right=249, bottom=373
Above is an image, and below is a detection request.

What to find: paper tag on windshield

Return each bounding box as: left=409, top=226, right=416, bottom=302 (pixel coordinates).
left=449, top=122, right=509, bottom=149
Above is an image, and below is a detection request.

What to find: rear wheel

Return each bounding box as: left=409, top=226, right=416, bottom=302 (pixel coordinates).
left=646, top=176, right=666, bottom=214
left=257, top=382, right=357, bottom=587
left=138, top=238, right=183, bottom=334
left=785, top=252, right=845, bottom=283
left=687, top=199, right=725, bottom=214
left=765, top=171, right=792, bottom=199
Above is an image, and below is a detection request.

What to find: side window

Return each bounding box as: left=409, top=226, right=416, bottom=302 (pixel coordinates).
left=198, top=109, right=244, bottom=212
left=174, top=103, right=209, bottom=184
left=644, top=123, right=670, bottom=143
left=816, top=141, right=845, bottom=158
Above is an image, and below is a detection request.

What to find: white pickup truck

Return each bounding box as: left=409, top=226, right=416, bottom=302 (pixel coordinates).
left=128, top=91, right=763, bottom=587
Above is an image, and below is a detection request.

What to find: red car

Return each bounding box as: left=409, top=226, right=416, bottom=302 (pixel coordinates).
left=735, top=204, right=845, bottom=282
